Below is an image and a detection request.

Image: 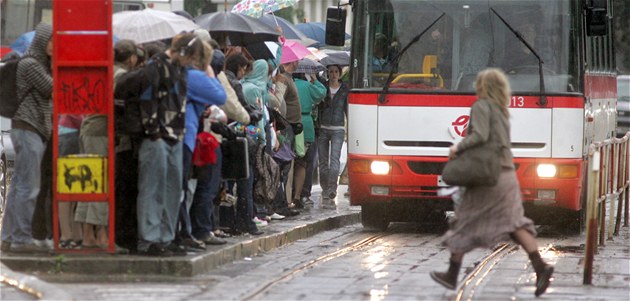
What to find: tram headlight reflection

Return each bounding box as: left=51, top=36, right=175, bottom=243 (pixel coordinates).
left=371, top=161, right=390, bottom=175
left=537, top=164, right=557, bottom=178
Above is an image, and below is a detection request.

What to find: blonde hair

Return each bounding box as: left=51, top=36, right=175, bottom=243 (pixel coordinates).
left=171, top=33, right=213, bottom=71
left=475, top=68, right=510, bottom=117
left=192, top=41, right=213, bottom=71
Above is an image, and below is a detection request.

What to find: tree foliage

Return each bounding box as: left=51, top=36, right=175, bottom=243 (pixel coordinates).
left=184, top=0, right=216, bottom=18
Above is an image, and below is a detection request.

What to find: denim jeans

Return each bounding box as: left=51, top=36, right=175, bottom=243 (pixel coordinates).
left=136, top=139, right=183, bottom=251
left=177, top=147, right=194, bottom=239
left=1, top=129, right=45, bottom=244
left=191, top=147, right=222, bottom=239
left=32, top=137, right=52, bottom=240
left=317, top=129, right=345, bottom=198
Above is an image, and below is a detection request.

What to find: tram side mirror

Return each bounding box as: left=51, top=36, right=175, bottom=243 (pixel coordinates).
left=326, top=6, right=347, bottom=46
left=586, top=0, right=608, bottom=36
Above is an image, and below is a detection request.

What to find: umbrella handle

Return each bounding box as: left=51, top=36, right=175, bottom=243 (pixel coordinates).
left=271, top=11, right=279, bottom=27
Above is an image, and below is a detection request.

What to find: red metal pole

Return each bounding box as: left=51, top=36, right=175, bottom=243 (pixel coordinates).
left=625, top=138, right=629, bottom=227
left=583, top=145, right=599, bottom=285
left=615, top=142, right=623, bottom=235
left=599, top=144, right=607, bottom=246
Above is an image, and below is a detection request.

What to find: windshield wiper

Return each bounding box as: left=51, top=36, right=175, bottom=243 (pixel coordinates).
left=490, top=8, right=547, bottom=106
left=378, top=13, right=445, bottom=104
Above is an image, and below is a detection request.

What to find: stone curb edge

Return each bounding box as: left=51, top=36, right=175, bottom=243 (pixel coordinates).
left=1, top=263, right=74, bottom=301
left=0, top=211, right=360, bottom=298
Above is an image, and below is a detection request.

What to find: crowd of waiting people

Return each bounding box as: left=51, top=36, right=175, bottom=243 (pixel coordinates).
left=0, top=22, right=349, bottom=257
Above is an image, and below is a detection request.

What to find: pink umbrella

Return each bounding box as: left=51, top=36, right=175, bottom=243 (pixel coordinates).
left=280, top=39, right=311, bottom=64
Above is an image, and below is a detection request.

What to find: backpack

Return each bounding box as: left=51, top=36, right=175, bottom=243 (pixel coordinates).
left=0, top=56, right=25, bottom=118
left=114, top=54, right=186, bottom=138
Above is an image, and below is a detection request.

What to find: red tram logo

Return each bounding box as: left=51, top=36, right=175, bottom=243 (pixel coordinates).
left=451, top=115, right=470, bottom=137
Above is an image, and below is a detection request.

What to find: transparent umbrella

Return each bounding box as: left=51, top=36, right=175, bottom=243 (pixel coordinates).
left=113, top=9, right=199, bottom=44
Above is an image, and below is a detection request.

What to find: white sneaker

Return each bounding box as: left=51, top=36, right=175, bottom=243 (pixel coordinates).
left=269, top=213, right=285, bottom=220
left=253, top=217, right=268, bottom=226
left=221, top=194, right=237, bottom=207
left=33, top=239, right=53, bottom=250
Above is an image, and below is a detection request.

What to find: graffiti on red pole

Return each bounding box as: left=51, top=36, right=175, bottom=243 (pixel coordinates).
left=57, top=68, right=107, bottom=114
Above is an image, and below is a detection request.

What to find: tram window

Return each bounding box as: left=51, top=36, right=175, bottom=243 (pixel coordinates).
left=591, top=38, right=596, bottom=71
left=604, top=37, right=608, bottom=71
left=607, top=31, right=614, bottom=71
left=599, top=36, right=608, bottom=71
left=595, top=37, right=600, bottom=71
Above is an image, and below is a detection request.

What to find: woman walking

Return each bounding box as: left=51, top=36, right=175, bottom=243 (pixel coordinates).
left=430, top=68, right=553, bottom=297
left=317, top=65, right=348, bottom=208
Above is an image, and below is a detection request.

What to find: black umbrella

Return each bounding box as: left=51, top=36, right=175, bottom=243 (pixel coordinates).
left=194, top=12, right=280, bottom=46
left=259, top=14, right=316, bottom=46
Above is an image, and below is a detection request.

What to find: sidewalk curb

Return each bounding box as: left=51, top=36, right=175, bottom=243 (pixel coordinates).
left=0, top=211, right=360, bottom=277
left=1, top=262, right=73, bottom=301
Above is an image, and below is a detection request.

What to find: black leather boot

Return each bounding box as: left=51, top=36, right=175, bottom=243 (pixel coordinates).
left=529, top=251, right=554, bottom=297
left=430, top=259, right=461, bottom=290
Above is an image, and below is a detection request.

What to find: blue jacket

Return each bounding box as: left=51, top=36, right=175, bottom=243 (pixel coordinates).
left=318, top=82, right=349, bottom=128
left=184, top=67, right=226, bottom=152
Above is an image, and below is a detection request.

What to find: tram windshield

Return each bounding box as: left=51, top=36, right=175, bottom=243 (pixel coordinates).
left=351, top=0, right=579, bottom=93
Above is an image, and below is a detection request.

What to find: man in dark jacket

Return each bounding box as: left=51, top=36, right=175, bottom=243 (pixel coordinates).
left=1, top=23, right=53, bottom=253
left=115, top=34, right=192, bottom=257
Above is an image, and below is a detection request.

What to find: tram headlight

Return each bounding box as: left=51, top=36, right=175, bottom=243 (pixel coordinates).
left=370, top=161, right=390, bottom=175
left=537, top=164, right=557, bottom=178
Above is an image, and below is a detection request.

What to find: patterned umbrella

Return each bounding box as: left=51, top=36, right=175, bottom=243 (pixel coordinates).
left=113, top=9, right=199, bottom=44
left=232, top=0, right=299, bottom=19
left=294, top=58, right=326, bottom=74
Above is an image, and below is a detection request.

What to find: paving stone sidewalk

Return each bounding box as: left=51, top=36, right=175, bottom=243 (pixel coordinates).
left=473, top=223, right=630, bottom=300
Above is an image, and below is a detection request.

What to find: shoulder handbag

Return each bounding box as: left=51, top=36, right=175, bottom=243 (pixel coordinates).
left=441, top=100, right=502, bottom=187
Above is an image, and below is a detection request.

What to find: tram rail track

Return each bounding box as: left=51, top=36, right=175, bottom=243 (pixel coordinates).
left=241, top=232, right=390, bottom=301
left=455, top=242, right=555, bottom=301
